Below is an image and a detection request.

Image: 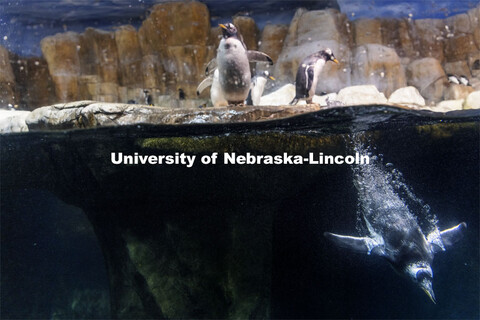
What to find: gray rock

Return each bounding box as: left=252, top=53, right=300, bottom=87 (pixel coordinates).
left=336, top=85, right=387, bottom=105
left=0, top=110, right=30, bottom=133
left=388, top=86, right=426, bottom=107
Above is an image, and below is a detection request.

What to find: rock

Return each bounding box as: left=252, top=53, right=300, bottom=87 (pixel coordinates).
left=83, top=28, right=120, bottom=84
left=336, top=85, right=387, bottom=105
left=443, top=60, right=471, bottom=77
left=413, top=19, right=445, bottom=62
left=444, top=84, right=474, bottom=100
left=142, top=55, right=164, bottom=92
left=446, top=13, right=471, bottom=34
left=352, top=44, right=407, bottom=96
left=0, top=46, right=16, bottom=106
left=353, top=19, right=382, bottom=46
left=40, top=32, right=81, bottom=102
left=258, top=24, right=288, bottom=63
left=381, top=19, right=415, bottom=58
left=426, top=99, right=464, bottom=112
left=25, top=100, right=323, bottom=130
left=232, top=16, right=259, bottom=51
left=388, top=86, right=425, bottom=107
left=444, top=34, right=478, bottom=62
left=259, top=84, right=295, bottom=106
left=463, top=90, right=480, bottom=109
left=406, top=58, right=446, bottom=103
left=138, top=1, right=213, bottom=96
left=115, top=25, right=144, bottom=87
left=468, top=52, right=480, bottom=77
left=312, top=93, right=339, bottom=106
left=0, top=110, right=30, bottom=132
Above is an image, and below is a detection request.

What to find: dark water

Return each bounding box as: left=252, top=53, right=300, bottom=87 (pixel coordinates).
left=1, top=106, right=479, bottom=319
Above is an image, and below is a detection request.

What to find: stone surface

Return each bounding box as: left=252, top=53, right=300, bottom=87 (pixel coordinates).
left=381, top=19, right=415, bottom=58
left=444, top=84, right=474, bottom=100
left=24, top=100, right=322, bottom=130
left=463, top=90, right=480, bottom=109
left=258, top=24, right=288, bottom=64
left=40, top=32, right=81, bottom=102
left=336, top=85, right=387, bottom=105
left=406, top=58, right=446, bottom=103
left=259, top=84, right=295, bottom=106
left=427, top=99, right=465, bottom=112
left=388, top=86, right=425, bottom=107
left=0, top=46, right=16, bottom=106
left=444, top=60, right=472, bottom=77
left=0, top=110, right=30, bottom=132
left=353, top=19, right=382, bottom=46
left=352, top=44, right=407, bottom=96
left=413, top=19, right=445, bottom=62
left=115, top=25, right=144, bottom=87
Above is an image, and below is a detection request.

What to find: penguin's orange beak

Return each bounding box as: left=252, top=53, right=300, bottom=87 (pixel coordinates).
left=219, top=24, right=227, bottom=29
left=333, top=58, right=339, bottom=64
left=269, top=76, right=276, bottom=81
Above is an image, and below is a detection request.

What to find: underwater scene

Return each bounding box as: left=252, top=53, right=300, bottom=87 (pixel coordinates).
left=1, top=0, right=480, bottom=319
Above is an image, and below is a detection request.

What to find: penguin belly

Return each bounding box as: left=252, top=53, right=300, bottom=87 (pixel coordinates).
left=210, top=69, right=228, bottom=107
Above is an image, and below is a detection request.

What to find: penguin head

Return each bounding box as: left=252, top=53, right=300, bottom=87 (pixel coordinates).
left=321, top=48, right=339, bottom=64
left=219, top=23, right=238, bottom=38
left=406, top=262, right=436, bottom=303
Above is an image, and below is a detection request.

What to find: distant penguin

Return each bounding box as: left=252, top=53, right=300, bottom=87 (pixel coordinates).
left=290, top=48, right=339, bottom=105
left=325, top=218, right=467, bottom=303
left=178, top=88, right=186, bottom=100
left=143, top=89, right=153, bottom=106
left=447, top=74, right=460, bottom=85
left=245, top=71, right=275, bottom=106
left=458, top=75, right=471, bottom=86
left=216, top=23, right=273, bottom=105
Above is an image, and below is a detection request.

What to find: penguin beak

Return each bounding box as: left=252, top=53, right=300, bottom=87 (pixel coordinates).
left=268, top=76, right=275, bottom=81
left=219, top=24, right=227, bottom=30
left=332, top=58, right=339, bottom=64
left=420, top=278, right=436, bottom=304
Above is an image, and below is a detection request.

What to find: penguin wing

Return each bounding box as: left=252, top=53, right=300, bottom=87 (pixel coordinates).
left=196, top=76, right=213, bottom=95
left=429, top=222, right=467, bottom=253
left=247, top=50, right=274, bottom=65
left=205, top=58, right=217, bottom=76
left=294, top=64, right=315, bottom=99
left=324, top=232, right=385, bottom=256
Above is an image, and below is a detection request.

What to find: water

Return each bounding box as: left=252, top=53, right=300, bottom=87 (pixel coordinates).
left=1, top=106, right=478, bottom=319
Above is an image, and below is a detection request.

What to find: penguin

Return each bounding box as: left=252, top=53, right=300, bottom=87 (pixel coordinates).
left=458, top=75, right=471, bottom=86
left=216, top=23, right=273, bottom=105
left=447, top=74, right=460, bottom=85
left=245, top=71, right=275, bottom=106
left=290, top=48, right=339, bottom=105
left=143, top=89, right=153, bottom=106
left=324, top=218, right=467, bottom=303
left=178, top=88, right=186, bottom=100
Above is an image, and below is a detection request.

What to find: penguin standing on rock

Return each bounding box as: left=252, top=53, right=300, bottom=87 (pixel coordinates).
left=245, top=71, right=275, bottom=106
left=290, top=48, right=339, bottom=105
left=215, top=23, right=273, bottom=106
left=143, top=89, right=153, bottom=106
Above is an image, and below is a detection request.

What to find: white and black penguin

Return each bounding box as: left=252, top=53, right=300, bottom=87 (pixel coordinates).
left=216, top=23, right=273, bottom=105
left=447, top=74, right=461, bottom=85
left=245, top=71, right=275, bottom=106
left=325, top=218, right=467, bottom=303
left=143, top=89, right=153, bottom=106
left=459, top=75, right=471, bottom=86
left=290, top=48, right=339, bottom=105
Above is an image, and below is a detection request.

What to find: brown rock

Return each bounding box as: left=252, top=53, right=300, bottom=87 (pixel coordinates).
left=0, top=46, right=16, bottom=106
left=444, top=83, right=474, bottom=100
left=352, top=44, right=407, bottom=96
left=142, top=55, right=164, bottom=92
left=444, top=33, right=478, bottom=62
left=83, top=28, right=120, bottom=84
left=233, top=16, right=259, bottom=50
left=381, top=19, right=415, bottom=57
left=115, top=25, right=144, bottom=87
left=407, top=58, right=446, bottom=103
left=446, top=13, right=471, bottom=34
left=468, top=52, right=480, bottom=77
left=353, top=19, right=382, bottom=46
left=258, top=24, right=288, bottom=64
left=413, top=19, right=445, bottom=62
left=40, top=32, right=81, bottom=102
left=443, top=61, right=471, bottom=77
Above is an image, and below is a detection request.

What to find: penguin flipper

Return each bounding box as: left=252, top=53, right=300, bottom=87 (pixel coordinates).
left=324, top=232, right=384, bottom=256
left=247, top=50, right=273, bottom=65
left=196, top=76, right=213, bottom=96
left=205, top=58, right=217, bottom=76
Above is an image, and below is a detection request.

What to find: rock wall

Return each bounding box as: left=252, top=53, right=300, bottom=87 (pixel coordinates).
left=2, top=1, right=479, bottom=109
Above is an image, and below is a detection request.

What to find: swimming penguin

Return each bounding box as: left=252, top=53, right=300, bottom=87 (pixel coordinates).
left=245, top=71, right=275, bottom=105
left=216, top=23, right=273, bottom=105
left=290, top=48, right=339, bottom=105
left=325, top=219, right=467, bottom=303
